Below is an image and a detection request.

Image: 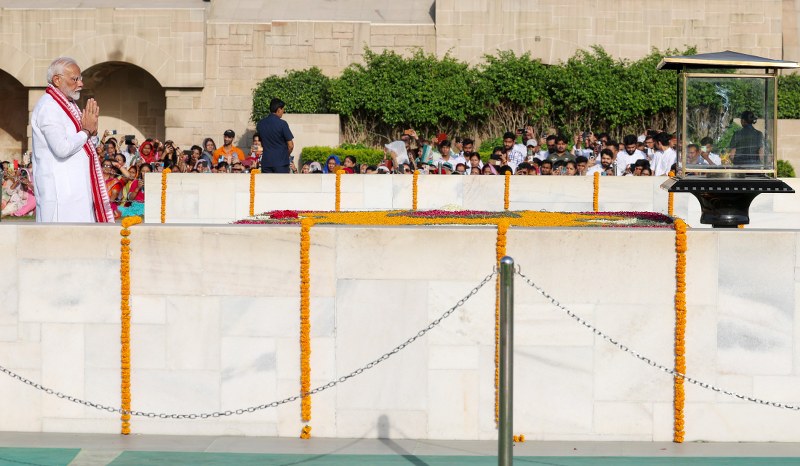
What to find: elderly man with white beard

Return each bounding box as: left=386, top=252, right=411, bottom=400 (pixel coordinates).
left=30, top=57, right=113, bottom=222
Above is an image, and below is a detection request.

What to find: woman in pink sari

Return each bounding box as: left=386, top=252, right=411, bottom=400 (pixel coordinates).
left=1, top=168, right=36, bottom=217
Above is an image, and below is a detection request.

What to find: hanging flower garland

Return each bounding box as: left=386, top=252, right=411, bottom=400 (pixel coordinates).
left=593, top=171, right=600, bottom=212
left=299, top=218, right=314, bottom=438
left=160, top=168, right=171, bottom=224
left=503, top=171, right=511, bottom=210
left=668, top=171, right=675, bottom=216
left=249, top=168, right=261, bottom=217
left=120, top=215, right=142, bottom=435
left=412, top=170, right=419, bottom=211
left=673, top=218, right=687, bottom=443
left=335, top=169, right=344, bottom=212
left=494, top=219, right=509, bottom=426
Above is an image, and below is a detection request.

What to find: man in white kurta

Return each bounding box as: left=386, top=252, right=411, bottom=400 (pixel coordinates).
left=31, top=57, right=104, bottom=222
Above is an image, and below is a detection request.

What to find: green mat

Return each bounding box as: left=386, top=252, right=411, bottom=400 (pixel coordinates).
left=0, top=448, right=80, bottom=466
left=107, top=452, right=800, bottom=466
left=2, top=448, right=797, bottom=466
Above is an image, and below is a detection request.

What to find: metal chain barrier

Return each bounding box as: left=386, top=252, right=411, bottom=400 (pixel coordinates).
left=514, top=267, right=800, bottom=411
left=0, top=270, right=497, bottom=419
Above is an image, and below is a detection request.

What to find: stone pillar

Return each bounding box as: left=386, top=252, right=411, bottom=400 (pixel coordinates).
left=164, top=89, right=205, bottom=149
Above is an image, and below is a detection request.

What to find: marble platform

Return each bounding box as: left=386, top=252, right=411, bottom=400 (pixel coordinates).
left=143, top=174, right=800, bottom=229
left=0, top=223, right=799, bottom=441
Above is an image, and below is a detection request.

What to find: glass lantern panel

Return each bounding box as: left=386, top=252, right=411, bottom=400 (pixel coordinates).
left=683, top=75, right=774, bottom=174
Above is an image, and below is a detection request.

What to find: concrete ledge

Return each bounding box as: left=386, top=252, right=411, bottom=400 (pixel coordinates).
left=144, top=174, right=800, bottom=229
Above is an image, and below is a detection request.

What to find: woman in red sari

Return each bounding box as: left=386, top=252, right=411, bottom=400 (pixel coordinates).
left=139, top=141, right=157, bottom=165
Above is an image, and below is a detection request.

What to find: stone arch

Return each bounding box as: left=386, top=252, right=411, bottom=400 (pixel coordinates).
left=61, top=35, right=174, bottom=88
left=80, top=62, right=166, bottom=145
left=0, top=43, right=35, bottom=86
left=0, top=69, right=29, bottom=161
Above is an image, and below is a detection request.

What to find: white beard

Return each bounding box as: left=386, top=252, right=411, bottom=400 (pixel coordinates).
left=68, top=90, right=81, bottom=101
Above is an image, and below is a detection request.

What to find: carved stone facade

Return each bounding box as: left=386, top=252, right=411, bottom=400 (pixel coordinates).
left=0, top=0, right=795, bottom=160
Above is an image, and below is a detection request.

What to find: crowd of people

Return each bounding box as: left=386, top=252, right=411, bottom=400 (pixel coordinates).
left=2, top=124, right=690, bottom=219
left=365, top=127, right=687, bottom=177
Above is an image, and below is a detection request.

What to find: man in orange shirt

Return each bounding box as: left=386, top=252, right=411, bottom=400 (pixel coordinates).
left=212, top=129, right=245, bottom=167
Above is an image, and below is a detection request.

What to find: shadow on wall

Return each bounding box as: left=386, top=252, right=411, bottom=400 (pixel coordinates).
left=0, top=68, right=28, bottom=161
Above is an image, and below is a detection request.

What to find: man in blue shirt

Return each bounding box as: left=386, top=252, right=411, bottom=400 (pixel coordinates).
left=256, top=98, right=295, bottom=173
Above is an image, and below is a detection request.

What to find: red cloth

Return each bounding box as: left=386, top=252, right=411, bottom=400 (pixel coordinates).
left=139, top=142, right=157, bottom=164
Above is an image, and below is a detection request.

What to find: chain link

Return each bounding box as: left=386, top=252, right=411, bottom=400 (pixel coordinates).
left=0, top=270, right=496, bottom=419
left=514, top=266, right=800, bottom=411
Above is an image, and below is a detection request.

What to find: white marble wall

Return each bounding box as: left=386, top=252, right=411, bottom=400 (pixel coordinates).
left=143, top=174, right=800, bottom=229
left=0, top=223, right=799, bottom=441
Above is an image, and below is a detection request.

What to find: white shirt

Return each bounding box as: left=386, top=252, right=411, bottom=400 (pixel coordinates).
left=652, top=148, right=677, bottom=176
left=587, top=163, right=610, bottom=175
left=508, top=144, right=527, bottom=167
left=30, top=93, right=95, bottom=222
left=615, top=149, right=646, bottom=176
left=699, top=152, right=721, bottom=165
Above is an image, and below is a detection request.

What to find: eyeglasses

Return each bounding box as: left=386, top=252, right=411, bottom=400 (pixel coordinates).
left=56, top=74, right=83, bottom=83
left=102, top=164, right=112, bottom=168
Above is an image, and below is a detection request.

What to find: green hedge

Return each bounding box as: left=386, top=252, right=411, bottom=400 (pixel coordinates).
left=251, top=67, right=330, bottom=122
left=778, top=160, right=796, bottom=178
left=779, top=74, right=800, bottom=119
left=254, top=47, right=800, bottom=147
left=300, top=146, right=385, bottom=166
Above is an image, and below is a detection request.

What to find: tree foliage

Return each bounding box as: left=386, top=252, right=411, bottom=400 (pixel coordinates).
left=779, top=74, right=800, bottom=119
left=251, top=46, right=800, bottom=146
left=328, top=49, right=482, bottom=141
left=251, top=67, right=330, bottom=122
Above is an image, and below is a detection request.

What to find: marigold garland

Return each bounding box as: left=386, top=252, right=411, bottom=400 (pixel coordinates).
left=412, top=170, right=419, bottom=211
left=668, top=171, right=675, bottom=216
left=503, top=171, right=511, bottom=210
left=513, top=434, right=526, bottom=443
left=335, top=169, right=344, bottom=212
left=299, top=218, right=314, bottom=437
left=249, top=168, right=260, bottom=217
left=120, top=215, right=142, bottom=435
left=673, top=218, right=687, bottom=443
left=494, top=220, right=509, bottom=426
left=160, top=168, right=171, bottom=224
left=593, top=171, right=600, bottom=212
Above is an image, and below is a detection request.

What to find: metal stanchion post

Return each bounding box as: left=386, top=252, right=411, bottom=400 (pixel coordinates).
left=498, top=256, right=514, bottom=466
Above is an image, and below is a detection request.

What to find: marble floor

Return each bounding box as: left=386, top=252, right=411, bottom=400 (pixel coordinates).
left=2, top=432, right=800, bottom=465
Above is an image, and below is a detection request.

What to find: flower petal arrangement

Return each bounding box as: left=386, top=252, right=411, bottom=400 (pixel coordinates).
left=234, top=209, right=676, bottom=229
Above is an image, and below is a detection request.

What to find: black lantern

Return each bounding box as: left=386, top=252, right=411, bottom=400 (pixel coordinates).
left=658, top=51, right=798, bottom=227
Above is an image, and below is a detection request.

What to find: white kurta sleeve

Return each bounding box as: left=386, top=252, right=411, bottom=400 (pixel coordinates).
left=36, top=104, right=89, bottom=159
